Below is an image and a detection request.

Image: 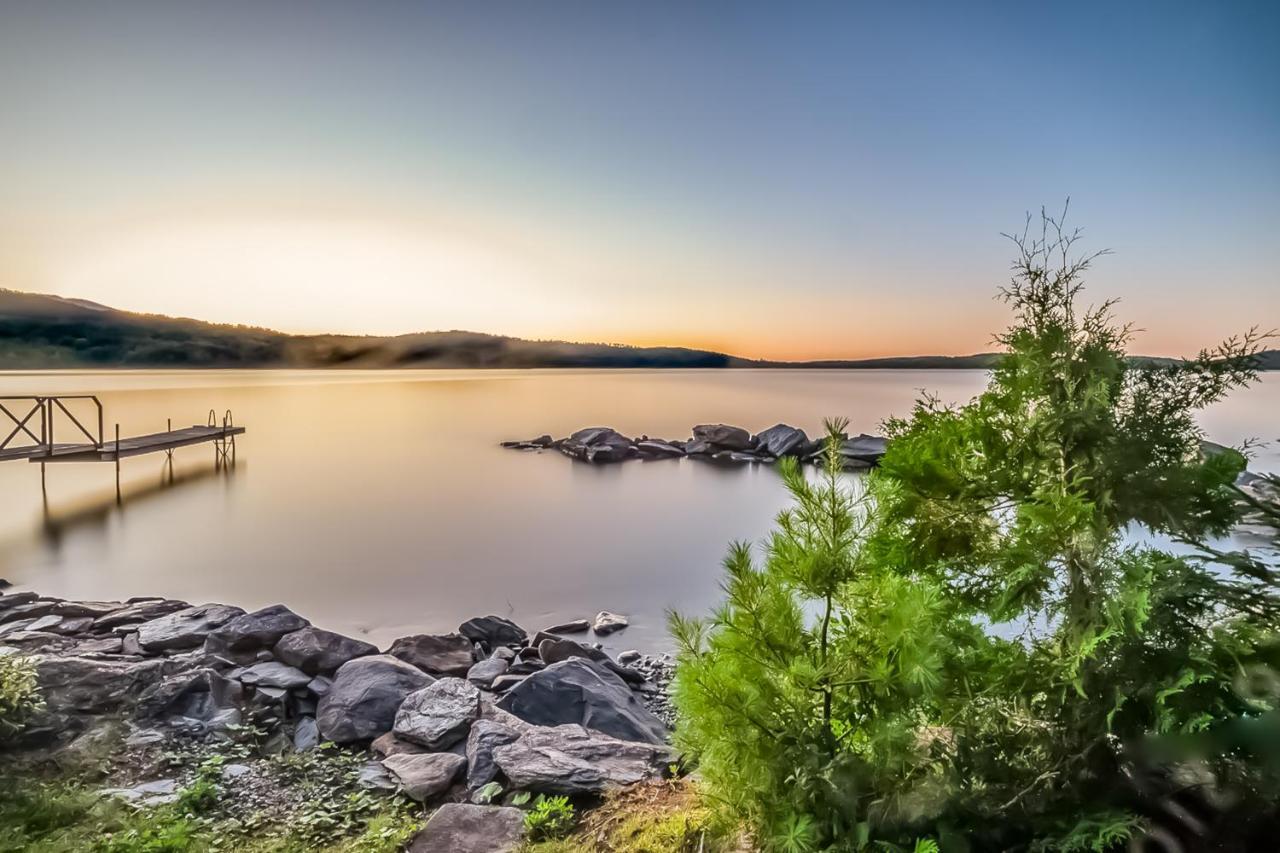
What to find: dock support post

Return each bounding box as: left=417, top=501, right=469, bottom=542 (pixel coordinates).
left=114, top=423, right=121, bottom=504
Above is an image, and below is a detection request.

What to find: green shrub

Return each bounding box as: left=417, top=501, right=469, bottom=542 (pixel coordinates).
left=524, top=795, right=576, bottom=842
left=0, top=653, right=43, bottom=739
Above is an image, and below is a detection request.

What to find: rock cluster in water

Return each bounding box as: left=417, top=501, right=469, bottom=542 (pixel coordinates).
left=503, top=423, right=889, bottom=468
left=0, top=589, right=680, bottom=848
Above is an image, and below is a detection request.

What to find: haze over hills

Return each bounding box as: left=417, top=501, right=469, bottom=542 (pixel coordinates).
left=0, top=289, right=1274, bottom=371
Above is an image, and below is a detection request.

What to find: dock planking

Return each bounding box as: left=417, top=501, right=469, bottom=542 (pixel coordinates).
left=30, top=425, right=246, bottom=463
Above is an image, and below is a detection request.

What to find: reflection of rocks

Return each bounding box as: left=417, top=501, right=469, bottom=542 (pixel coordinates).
left=504, top=422, right=890, bottom=469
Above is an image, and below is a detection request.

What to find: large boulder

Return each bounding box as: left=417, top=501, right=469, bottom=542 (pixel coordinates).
left=387, top=633, right=476, bottom=677
left=754, top=424, right=809, bottom=457
left=496, top=658, right=667, bottom=744
left=317, top=655, right=433, bottom=744
left=558, top=427, right=634, bottom=464
left=136, top=604, right=246, bottom=652
left=393, top=677, right=480, bottom=750
left=458, top=615, right=527, bottom=649
left=493, top=724, right=676, bottom=795
left=33, top=655, right=170, bottom=715
left=407, top=803, right=526, bottom=853
left=537, top=637, right=607, bottom=666
left=382, top=752, right=466, bottom=802
left=691, top=424, right=751, bottom=450
left=273, top=627, right=378, bottom=675
left=205, top=605, right=310, bottom=656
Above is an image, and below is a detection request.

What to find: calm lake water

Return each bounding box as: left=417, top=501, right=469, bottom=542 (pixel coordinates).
left=1, top=369, right=1276, bottom=651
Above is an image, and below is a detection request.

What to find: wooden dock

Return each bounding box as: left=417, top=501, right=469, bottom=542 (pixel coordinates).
left=1, top=395, right=243, bottom=469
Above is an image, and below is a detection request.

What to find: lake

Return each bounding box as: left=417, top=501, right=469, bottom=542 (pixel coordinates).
left=1, top=369, right=1276, bottom=651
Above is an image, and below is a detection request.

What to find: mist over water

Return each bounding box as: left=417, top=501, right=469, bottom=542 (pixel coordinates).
left=1, top=369, right=1275, bottom=651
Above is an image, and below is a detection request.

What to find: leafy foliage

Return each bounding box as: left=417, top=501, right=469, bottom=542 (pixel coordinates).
left=672, top=206, right=1280, bottom=850
left=0, top=654, right=42, bottom=739
left=525, top=795, right=577, bottom=842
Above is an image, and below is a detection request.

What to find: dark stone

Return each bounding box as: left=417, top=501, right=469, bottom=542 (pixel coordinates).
left=51, top=600, right=124, bottom=619
left=137, top=668, right=244, bottom=731
left=406, top=803, right=526, bottom=853
left=493, top=724, right=676, bottom=795
left=34, top=654, right=169, bottom=716
left=316, top=655, right=432, bottom=744
left=466, top=656, right=509, bottom=688
left=273, top=627, right=378, bottom=675
left=237, top=661, right=311, bottom=690
left=753, top=424, right=810, bottom=457
left=636, top=440, right=685, bottom=459
left=691, top=423, right=751, bottom=450
left=592, top=611, right=629, bottom=635
left=393, top=678, right=481, bottom=750
left=542, top=619, right=590, bottom=634
left=0, top=591, right=38, bottom=611
left=496, top=658, right=667, bottom=744
left=382, top=752, right=466, bottom=802
left=558, top=427, right=634, bottom=464
left=387, top=633, right=476, bottom=677
left=458, top=615, right=527, bottom=649
left=0, top=599, right=60, bottom=625
left=205, top=605, right=310, bottom=655
left=489, top=674, right=526, bottom=693
left=136, top=604, right=246, bottom=652
left=537, top=637, right=608, bottom=665
left=840, top=434, right=889, bottom=464
left=465, top=716, right=528, bottom=789
left=93, top=599, right=188, bottom=632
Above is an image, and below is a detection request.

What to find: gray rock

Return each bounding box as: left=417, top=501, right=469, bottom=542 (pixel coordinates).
left=691, top=423, right=752, bottom=450
left=407, top=803, right=526, bottom=853
left=754, top=423, right=810, bottom=457
left=459, top=615, right=527, bottom=649
left=136, top=604, right=246, bottom=652
left=371, top=731, right=428, bottom=758
left=394, top=677, right=481, bottom=750
left=273, top=627, right=378, bottom=675
left=0, top=591, right=39, bottom=612
left=636, top=440, right=685, bottom=459
left=306, top=675, right=333, bottom=697
left=465, top=719, right=524, bottom=789
left=593, top=611, right=629, bottom=635
left=617, top=650, right=642, bottom=666
left=0, top=599, right=60, bottom=626
left=101, top=778, right=179, bottom=807
left=93, top=599, right=188, bottom=631
left=558, top=427, right=634, bottom=464
left=489, top=674, right=526, bottom=693
left=496, top=658, right=667, bottom=744
left=317, top=655, right=432, bottom=744
left=221, top=763, right=252, bottom=780
left=293, top=717, right=319, bottom=752
left=382, top=752, right=466, bottom=801
left=27, top=614, right=94, bottom=635
left=356, top=760, right=398, bottom=791
left=387, top=633, right=476, bottom=677
left=52, top=600, right=124, bottom=618
left=34, top=654, right=169, bottom=715
left=238, top=661, right=311, bottom=690
left=72, top=636, right=124, bottom=656
left=205, top=605, right=310, bottom=655
left=538, top=637, right=608, bottom=665
left=493, top=724, right=676, bottom=795
left=466, top=656, right=510, bottom=688
left=120, top=633, right=144, bottom=656
left=840, top=433, right=889, bottom=464
left=137, top=668, right=244, bottom=732
left=543, top=619, right=590, bottom=634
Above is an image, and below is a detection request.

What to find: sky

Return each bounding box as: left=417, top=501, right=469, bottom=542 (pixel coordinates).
left=0, top=1, right=1277, bottom=360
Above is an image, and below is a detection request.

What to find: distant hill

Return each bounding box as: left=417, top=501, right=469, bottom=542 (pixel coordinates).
left=0, top=289, right=1274, bottom=371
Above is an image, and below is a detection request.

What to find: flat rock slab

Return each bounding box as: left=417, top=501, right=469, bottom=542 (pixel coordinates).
left=382, top=752, right=466, bottom=802
left=407, top=803, right=526, bottom=853
left=494, top=724, right=677, bottom=795
left=393, top=677, right=481, bottom=750
left=136, top=604, right=246, bottom=652
left=237, top=661, right=311, bottom=690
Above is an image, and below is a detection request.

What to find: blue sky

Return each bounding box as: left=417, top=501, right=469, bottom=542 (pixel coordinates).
left=0, top=1, right=1276, bottom=358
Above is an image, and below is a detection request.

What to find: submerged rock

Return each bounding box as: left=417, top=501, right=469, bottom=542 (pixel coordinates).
left=754, top=423, right=809, bottom=457
left=558, top=427, right=634, bottom=463
left=691, top=423, right=752, bottom=450
left=593, top=611, right=629, bottom=635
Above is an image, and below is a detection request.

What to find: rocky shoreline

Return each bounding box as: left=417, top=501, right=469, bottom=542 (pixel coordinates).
left=503, top=423, right=888, bottom=467
left=1, top=592, right=678, bottom=851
